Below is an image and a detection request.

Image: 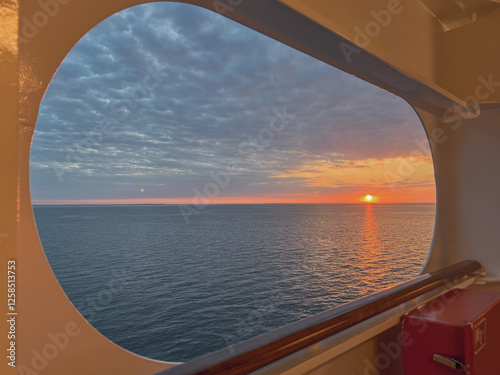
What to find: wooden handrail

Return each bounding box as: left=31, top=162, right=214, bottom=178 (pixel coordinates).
left=155, top=260, right=481, bottom=375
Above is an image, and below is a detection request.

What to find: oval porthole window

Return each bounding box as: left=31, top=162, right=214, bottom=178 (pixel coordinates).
left=30, top=2, right=436, bottom=362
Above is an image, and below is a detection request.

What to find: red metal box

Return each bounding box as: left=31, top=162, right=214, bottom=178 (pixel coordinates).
left=403, top=288, right=500, bottom=375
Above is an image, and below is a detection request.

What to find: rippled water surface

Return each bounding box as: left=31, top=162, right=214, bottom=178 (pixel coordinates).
left=34, top=203, right=435, bottom=362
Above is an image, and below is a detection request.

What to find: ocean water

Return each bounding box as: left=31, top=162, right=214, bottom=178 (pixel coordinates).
left=33, top=203, right=435, bottom=362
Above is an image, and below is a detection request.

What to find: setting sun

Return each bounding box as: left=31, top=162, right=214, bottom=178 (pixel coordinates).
left=364, top=195, right=373, bottom=202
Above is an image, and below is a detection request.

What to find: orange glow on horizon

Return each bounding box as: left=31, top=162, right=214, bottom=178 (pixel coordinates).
left=32, top=155, right=436, bottom=206
left=32, top=189, right=435, bottom=206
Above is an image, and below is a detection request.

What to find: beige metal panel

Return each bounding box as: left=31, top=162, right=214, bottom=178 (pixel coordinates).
left=436, top=7, right=500, bottom=103
left=0, top=2, right=19, bottom=375
left=418, top=105, right=500, bottom=277
left=467, top=281, right=500, bottom=292
left=309, top=325, right=403, bottom=375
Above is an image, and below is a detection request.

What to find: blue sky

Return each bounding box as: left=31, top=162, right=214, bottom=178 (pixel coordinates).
left=30, top=2, right=434, bottom=204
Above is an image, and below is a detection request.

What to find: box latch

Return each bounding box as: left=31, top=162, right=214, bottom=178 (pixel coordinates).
left=433, top=354, right=465, bottom=372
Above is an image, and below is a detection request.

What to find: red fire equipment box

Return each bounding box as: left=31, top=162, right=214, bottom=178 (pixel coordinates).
left=403, top=288, right=500, bottom=375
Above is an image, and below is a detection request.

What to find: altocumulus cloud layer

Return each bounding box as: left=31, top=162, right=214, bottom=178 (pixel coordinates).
left=30, top=2, right=430, bottom=203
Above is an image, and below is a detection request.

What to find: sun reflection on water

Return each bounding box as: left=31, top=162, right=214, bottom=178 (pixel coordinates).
left=358, top=204, right=388, bottom=291
left=363, top=204, right=380, bottom=252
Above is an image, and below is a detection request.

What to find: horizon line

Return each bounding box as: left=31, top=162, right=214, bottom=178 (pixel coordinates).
left=32, top=201, right=437, bottom=206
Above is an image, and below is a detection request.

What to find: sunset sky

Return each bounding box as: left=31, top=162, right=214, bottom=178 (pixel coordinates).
left=30, top=2, right=436, bottom=205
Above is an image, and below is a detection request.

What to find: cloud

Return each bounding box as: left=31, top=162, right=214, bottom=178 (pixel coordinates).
left=30, top=2, right=432, bottom=202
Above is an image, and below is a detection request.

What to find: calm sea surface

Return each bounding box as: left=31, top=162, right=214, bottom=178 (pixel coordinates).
left=33, top=203, right=435, bottom=362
